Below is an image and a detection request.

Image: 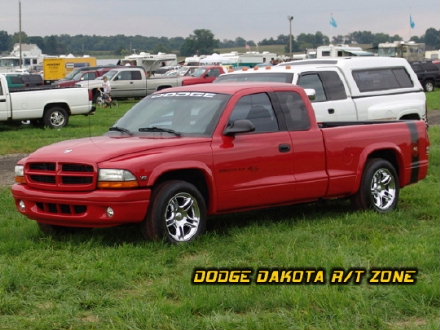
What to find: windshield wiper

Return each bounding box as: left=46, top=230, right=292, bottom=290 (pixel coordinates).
left=138, top=126, right=181, bottom=136
left=109, top=126, right=133, bottom=135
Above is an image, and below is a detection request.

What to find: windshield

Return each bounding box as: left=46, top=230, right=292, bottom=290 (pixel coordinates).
left=112, top=92, right=230, bottom=137
left=103, top=70, right=118, bottom=80
left=186, top=67, right=207, bottom=77
left=215, top=72, right=294, bottom=83
left=64, top=69, right=80, bottom=80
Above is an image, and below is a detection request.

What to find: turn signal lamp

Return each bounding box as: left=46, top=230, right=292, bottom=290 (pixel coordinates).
left=14, top=165, right=26, bottom=184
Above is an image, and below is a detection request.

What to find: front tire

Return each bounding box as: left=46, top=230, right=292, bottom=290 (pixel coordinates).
left=43, top=107, right=69, bottom=128
left=141, top=180, right=207, bottom=243
left=352, top=158, right=399, bottom=212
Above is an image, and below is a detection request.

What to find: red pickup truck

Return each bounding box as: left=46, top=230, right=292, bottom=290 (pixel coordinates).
left=181, top=65, right=225, bottom=86
left=12, top=83, right=429, bottom=243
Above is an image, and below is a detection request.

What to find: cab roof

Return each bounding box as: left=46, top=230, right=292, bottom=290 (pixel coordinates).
left=154, top=82, right=303, bottom=95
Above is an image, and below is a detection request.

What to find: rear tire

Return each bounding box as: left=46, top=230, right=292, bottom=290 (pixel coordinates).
left=423, top=80, right=434, bottom=92
left=352, top=158, right=399, bottom=212
left=43, top=107, right=69, bottom=128
left=140, top=180, right=207, bottom=243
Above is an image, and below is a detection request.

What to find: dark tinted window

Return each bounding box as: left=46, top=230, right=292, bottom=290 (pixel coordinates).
left=275, top=91, right=311, bottom=131
left=216, top=72, right=293, bottom=83
left=132, top=70, right=142, bottom=80
left=297, top=74, right=326, bottom=102
left=230, top=93, right=279, bottom=133
left=207, top=68, right=221, bottom=77
left=320, top=71, right=347, bottom=100
left=352, top=67, right=414, bottom=92
left=117, top=70, right=142, bottom=80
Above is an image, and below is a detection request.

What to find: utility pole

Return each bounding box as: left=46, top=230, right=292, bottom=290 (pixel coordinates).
left=287, top=16, right=294, bottom=59
left=19, top=0, right=23, bottom=69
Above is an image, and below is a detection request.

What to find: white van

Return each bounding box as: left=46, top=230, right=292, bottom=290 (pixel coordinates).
left=215, top=57, right=426, bottom=122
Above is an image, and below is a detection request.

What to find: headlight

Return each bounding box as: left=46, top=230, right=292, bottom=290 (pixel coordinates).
left=15, top=165, right=26, bottom=184
left=98, top=169, right=139, bottom=189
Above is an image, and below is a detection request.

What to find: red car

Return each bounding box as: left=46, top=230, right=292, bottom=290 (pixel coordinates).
left=181, top=65, right=226, bottom=86
left=12, top=83, right=429, bottom=243
left=53, top=66, right=117, bottom=88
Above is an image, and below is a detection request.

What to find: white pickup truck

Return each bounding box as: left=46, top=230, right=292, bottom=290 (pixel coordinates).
left=215, top=57, right=427, bottom=122
left=0, top=74, right=94, bottom=128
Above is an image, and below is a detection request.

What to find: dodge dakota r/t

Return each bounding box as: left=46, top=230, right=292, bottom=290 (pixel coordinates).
left=12, top=82, right=429, bottom=242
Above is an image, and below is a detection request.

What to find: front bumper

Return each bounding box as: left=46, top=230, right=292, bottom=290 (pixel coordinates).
left=12, top=184, right=150, bottom=228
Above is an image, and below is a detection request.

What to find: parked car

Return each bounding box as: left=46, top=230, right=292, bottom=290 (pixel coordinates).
left=12, top=83, right=429, bottom=242
left=410, top=60, right=440, bottom=92
left=76, top=65, right=225, bottom=101
left=216, top=57, right=426, bottom=122
left=0, top=73, right=94, bottom=128
left=53, top=66, right=118, bottom=88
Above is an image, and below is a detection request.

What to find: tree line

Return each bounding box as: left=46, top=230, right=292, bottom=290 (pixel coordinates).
left=0, top=28, right=439, bottom=57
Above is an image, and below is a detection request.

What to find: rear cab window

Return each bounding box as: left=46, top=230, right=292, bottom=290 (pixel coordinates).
left=275, top=91, right=311, bottom=131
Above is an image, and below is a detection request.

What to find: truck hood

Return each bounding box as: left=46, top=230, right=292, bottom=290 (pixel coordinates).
left=24, top=135, right=210, bottom=164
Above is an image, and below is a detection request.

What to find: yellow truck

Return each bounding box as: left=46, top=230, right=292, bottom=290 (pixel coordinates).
left=43, top=57, right=97, bottom=84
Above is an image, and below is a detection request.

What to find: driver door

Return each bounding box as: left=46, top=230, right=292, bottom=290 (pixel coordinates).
left=212, top=92, right=295, bottom=211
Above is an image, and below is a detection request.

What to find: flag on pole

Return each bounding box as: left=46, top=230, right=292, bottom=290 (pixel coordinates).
left=329, top=15, right=338, bottom=28
left=410, top=15, right=415, bottom=29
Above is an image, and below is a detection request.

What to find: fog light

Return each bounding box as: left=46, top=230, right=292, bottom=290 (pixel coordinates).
left=106, top=207, right=114, bottom=218
left=19, top=200, right=26, bottom=211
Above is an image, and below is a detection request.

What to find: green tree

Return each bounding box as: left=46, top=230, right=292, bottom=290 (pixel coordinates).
left=0, top=30, right=12, bottom=52
left=180, top=29, right=218, bottom=56
left=424, top=28, right=440, bottom=50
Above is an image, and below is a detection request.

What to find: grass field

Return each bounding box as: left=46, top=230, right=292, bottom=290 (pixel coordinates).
left=426, top=89, right=440, bottom=111
left=0, top=97, right=439, bottom=329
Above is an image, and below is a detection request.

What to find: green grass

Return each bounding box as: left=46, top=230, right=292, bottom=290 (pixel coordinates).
left=0, top=122, right=439, bottom=327
left=0, top=101, right=136, bottom=155
left=426, top=89, right=440, bottom=111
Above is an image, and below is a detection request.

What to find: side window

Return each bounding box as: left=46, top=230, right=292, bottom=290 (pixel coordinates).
left=320, top=71, right=347, bottom=100
left=352, top=67, right=414, bottom=92
left=86, top=72, right=97, bottom=80
left=132, top=70, right=142, bottom=80
left=298, top=74, right=326, bottom=102
left=208, top=69, right=221, bottom=77
left=230, top=93, right=279, bottom=133
left=0, top=81, right=3, bottom=95
left=117, top=71, right=133, bottom=80
left=275, top=91, right=311, bottom=131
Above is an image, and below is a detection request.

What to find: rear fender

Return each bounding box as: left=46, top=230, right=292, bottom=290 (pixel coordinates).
left=352, top=144, right=405, bottom=194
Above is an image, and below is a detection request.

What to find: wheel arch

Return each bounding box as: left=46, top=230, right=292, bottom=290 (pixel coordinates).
left=353, top=147, right=404, bottom=194
left=150, top=167, right=214, bottom=212
left=44, top=102, right=71, bottom=115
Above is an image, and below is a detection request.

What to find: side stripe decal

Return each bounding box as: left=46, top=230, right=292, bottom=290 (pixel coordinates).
left=406, top=122, right=420, bottom=183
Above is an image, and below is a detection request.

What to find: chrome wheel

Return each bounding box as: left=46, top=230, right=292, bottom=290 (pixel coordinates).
left=49, top=110, right=66, bottom=127
left=370, top=168, right=396, bottom=211
left=164, top=192, right=200, bottom=242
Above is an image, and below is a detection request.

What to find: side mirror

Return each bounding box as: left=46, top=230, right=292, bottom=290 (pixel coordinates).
left=224, top=119, right=255, bottom=136
left=304, top=88, right=316, bottom=101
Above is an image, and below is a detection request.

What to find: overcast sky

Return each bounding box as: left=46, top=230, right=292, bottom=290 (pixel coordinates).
left=0, top=0, right=439, bottom=43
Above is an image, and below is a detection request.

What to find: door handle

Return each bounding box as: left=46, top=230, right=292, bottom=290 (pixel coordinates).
left=328, top=108, right=335, bottom=114
left=279, top=144, right=291, bottom=153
